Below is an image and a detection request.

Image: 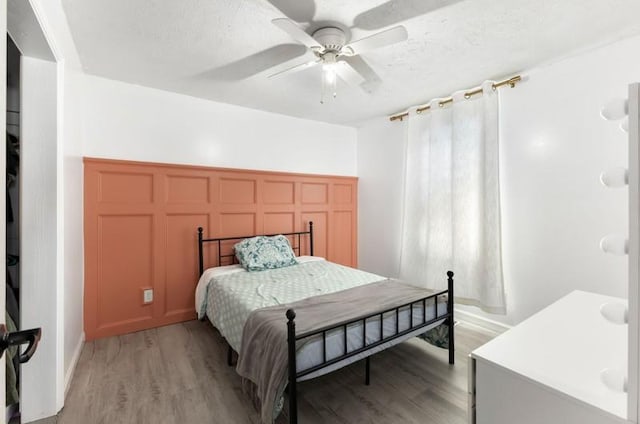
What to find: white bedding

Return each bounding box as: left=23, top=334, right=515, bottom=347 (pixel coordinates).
left=195, top=257, right=448, bottom=378
left=195, top=256, right=325, bottom=319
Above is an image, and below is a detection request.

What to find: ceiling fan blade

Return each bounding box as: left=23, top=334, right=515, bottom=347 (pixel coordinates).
left=267, top=0, right=316, bottom=24
left=272, top=18, right=323, bottom=51
left=340, top=56, right=382, bottom=93
left=353, top=0, right=462, bottom=31
left=196, top=44, right=308, bottom=81
left=334, top=61, right=366, bottom=86
left=268, top=58, right=321, bottom=78
left=343, top=25, right=408, bottom=55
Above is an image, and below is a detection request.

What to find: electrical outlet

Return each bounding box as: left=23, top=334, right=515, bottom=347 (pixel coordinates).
left=143, top=288, right=153, bottom=304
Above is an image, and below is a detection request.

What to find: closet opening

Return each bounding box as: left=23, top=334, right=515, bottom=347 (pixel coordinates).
left=6, top=33, right=20, bottom=424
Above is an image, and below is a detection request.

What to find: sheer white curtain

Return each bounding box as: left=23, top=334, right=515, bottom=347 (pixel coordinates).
left=399, top=80, right=506, bottom=314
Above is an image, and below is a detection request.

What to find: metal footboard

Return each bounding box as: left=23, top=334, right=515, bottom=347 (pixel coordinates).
left=286, top=271, right=455, bottom=424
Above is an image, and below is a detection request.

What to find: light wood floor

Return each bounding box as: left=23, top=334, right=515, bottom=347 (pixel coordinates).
left=53, top=320, right=493, bottom=424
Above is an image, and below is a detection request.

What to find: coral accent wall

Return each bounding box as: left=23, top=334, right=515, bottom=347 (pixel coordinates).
left=83, top=158, right=358, bottom=340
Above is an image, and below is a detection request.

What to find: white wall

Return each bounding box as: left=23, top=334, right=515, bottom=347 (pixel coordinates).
left=487, top=36, right=632, bottom=324
left=358, top=35, right=637, bottom=326
left=82, top=75, right=358, bottom=176
left=20, top=56, right=58, bottom=422
left=357, top=119, right=406, bottom=277
left=61, top=67, right=85, bottom=391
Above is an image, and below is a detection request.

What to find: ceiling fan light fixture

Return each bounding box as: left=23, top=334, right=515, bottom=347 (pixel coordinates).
left=270, top=17, right=409, bottom=104
left=312, top=27, right=346, bottom=52
left=321, top=62, right=338, bottom=103
left=320, top=51, right=339, bottom=104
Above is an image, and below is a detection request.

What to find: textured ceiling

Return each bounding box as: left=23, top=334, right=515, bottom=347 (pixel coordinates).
left=62, top=0, right=640, bottom=126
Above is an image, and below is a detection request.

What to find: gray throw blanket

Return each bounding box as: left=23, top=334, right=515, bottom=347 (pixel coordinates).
left=236, top=279, right=441, bottom=423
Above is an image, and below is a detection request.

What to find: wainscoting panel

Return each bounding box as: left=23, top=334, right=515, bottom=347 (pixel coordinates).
left=165, top=174, right=209, bottom=204
left=332, top=210, right=355, bottom=266
left=263, top=180, right=295, bottom=204
left=218, top=212, right=257, bottom=238
left=264, top=212, right=296, bottom=234
left=300, top=211, right=328, bottom=259
left=98, top=171, right=154, bottom=203
left=219, top=176, right=257, bottom=204
left=84, top=158, right=358, bottom=340
left=334, top=183, right=354, bottom=204
left=96, top=214, right=155, bottom=329
left=301, top=182, right=329, bottom=204
left=165, top=213, right=209, bottom=318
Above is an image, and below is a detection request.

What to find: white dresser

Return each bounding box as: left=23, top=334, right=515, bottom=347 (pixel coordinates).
left=469, top=290, right=629, bottom=424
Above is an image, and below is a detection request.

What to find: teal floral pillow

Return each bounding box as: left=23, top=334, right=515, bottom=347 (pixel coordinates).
left=234, top=235, right=298, bottom=271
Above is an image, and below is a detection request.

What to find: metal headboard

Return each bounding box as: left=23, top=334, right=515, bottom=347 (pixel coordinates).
left=197, top=222, right=314, bottom=275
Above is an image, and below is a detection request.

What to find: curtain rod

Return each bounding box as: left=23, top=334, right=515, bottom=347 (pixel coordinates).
left=389, top=75, right=522, bottom=122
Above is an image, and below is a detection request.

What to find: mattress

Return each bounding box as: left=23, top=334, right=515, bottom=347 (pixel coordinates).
left=195, top=257, right=448, bottom=379
left=294, top=299, right=447, bottom=381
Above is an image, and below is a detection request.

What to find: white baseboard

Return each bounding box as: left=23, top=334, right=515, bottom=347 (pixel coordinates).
left=455, top=307, right=512, bottom=335
left=64, top=332, right=85, bottom=398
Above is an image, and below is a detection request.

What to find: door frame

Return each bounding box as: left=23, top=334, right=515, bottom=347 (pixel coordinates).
left=7, top=0, right=61, bottom=421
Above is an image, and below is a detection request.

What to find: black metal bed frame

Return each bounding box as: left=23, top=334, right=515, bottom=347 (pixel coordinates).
left=196, top=222, right=455, bottom=424
left=197, top=222, right=314, bottom=275
left=286, top=272, right=454, bottom=423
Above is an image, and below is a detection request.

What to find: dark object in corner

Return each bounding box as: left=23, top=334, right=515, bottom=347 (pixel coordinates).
left=6, top=132, right=19, bottom=223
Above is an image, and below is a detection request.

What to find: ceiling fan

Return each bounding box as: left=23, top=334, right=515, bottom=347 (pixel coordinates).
left=268, top=18, right=408, bottom=102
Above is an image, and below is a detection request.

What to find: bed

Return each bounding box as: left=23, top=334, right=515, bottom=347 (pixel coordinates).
left=195, top=222, right=455, bottom=424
